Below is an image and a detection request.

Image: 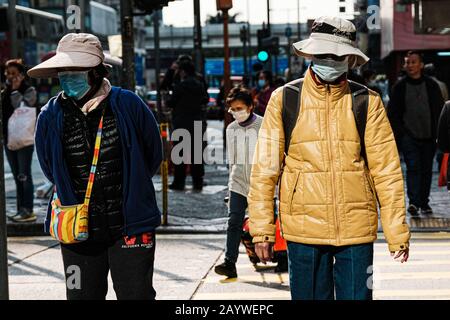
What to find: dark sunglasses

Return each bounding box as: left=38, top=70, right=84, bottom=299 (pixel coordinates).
left=314, top=54, right=347, bottom=61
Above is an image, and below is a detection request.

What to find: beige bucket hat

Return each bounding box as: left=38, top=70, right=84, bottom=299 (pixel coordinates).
left=28, top=33, right=105, bottom=78
left=293, top=16, right=369, bottom=67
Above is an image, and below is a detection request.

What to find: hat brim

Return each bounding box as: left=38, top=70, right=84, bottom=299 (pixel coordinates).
left=27, top=51, right=102, bottom=78
left=293, top=38, right=369, bottom=67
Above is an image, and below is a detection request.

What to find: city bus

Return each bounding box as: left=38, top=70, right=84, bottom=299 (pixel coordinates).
left=0, top=4, right=64, bottom=66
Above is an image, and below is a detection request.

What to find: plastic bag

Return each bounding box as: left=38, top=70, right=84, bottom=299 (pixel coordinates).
left=7, top=102, right=36, bottom=151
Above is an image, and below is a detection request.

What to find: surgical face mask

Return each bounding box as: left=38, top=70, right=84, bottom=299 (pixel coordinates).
left=258, top=79, right=266, bottom=88
left=58, top=71, right=92, bottom=100
left=229, top=109, right=250, bottom=123
left=311, top=56, right=349, bottom=82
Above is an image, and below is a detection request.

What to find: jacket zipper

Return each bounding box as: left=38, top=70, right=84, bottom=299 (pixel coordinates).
left=326, top=84, right=340, bottom=244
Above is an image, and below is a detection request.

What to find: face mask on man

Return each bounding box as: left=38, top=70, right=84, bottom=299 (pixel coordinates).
left=229, top=109, right=250, bottom=123
left=311, top=56, right=349, bottom=82
left=58, top=70, right=92, bottom=100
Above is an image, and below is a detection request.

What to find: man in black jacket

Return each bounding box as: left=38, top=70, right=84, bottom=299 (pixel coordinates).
left=388, top=51, right=444, bottom=216
left=167, top=60, right=209, bottom=191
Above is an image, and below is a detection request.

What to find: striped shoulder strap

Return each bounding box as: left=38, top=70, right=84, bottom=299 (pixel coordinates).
left=84, top=109, right=105, bottom=207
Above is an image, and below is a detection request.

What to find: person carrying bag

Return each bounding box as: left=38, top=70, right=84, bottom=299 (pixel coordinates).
left=49, top=109, right=104, bottom=244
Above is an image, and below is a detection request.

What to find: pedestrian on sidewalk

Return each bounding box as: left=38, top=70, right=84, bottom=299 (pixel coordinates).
left=254, top=70, right=276, bottom=116
left=167, top=60, right=208, bottom=191
left=1, top=59, right=37, bottom=222
left=214, top=86, right=263, bottom=278
left=387, top=51, right=445, bottom=216
left=248, top=16, right=410, bottom=300
left=28, top=33, right=163, bottom=300
left=437, top=101, right=450, bottom=191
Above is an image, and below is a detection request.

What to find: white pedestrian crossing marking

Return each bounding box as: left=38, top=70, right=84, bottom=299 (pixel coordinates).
left=193, top=234, right=450, bottom=300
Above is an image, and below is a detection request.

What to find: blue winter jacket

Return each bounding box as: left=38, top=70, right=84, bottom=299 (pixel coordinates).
left=35, top=87, right=163, bottom=236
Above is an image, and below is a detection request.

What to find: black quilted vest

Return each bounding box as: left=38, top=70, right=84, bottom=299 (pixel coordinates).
left=61, top=95, right=124, bottom=242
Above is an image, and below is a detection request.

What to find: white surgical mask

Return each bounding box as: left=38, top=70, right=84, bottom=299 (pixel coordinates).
left=311, top=56, right=349, bottom=82
left=229, top=109, right=250, bottom=123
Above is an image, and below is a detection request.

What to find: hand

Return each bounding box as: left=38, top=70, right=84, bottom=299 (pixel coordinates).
left=255, top=242, right=274, bottom=264
left=390, top=248, right=409, bottom=263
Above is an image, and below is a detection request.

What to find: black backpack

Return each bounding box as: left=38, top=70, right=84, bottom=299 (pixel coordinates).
left=282, top=78, right=369, bottom=164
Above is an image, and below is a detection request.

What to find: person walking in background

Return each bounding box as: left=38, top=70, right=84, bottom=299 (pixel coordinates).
left=214, top=86, right=263, bottom=278
left=29, top=33, right=162, bottom=300
left=387, top=51, right=445, bottom=217
left=167, top=60, right=209, bottom=191
left=1, top=59, right=37, bottom=222
left=254, top=70, right=275, bottom=116
left=248, top=16, right=410, bottom=300
left=424, top=62, right=449, bottom=172
left=437, top=101, right=450, bottom=191
left=424, top=63, right=449, bottom=102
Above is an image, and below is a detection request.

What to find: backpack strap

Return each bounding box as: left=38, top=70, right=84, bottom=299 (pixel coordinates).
left=282, top=78, right=304, bottom=154
left=348, top=80, right=369, bottom=166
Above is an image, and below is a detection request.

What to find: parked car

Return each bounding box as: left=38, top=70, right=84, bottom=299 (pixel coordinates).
left=206, top=87, right=222, bottom=120
left=145, top=90, right=157, bottom=112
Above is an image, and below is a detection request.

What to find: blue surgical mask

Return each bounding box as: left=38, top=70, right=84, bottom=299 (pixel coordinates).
left=258, top=79, right=266, bottom=88
left=58, top=71, right=92, bottom=100
left=311, top=56, right=349, bottom=82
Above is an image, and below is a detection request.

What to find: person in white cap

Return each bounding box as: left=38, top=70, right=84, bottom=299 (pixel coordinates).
left=29, top=33, right=163, bottom=300
left=248, top=16, right=410, bottom=300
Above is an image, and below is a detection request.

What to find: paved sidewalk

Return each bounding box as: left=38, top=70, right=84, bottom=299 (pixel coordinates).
left=6, top=234, right=226, bottom=300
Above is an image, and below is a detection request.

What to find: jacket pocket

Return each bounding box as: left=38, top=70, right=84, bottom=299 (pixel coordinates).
left=364, top=170, right=378, bottom=207
left=287, top=171, right=301, bottom=214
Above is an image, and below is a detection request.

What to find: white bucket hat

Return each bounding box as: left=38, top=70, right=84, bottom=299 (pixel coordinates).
left=28, top=33, right=105, bottom=78
left=293, top=16, right=369, bottom=67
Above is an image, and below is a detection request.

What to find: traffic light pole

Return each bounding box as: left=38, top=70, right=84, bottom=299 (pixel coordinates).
left=153, top=10, right=169, bottom=226
left=0, top=81, right=10, bottom=300
left=120, top=0, right=136, bottom=90
left=193, top=0, right=204, bottom=76
left=7, top=0, right=17, bottom=58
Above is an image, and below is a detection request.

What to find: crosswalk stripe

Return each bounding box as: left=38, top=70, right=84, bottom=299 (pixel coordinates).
left=374, top=250, right=450, bottom=256
left=205, top=271, right=450, bottom=284
left=203, top=274, right=289, bottom=284
left=193, top=291, right=290, bottom=300
left=233, top=259, right=450, bottom=269
left=374, top=271, right=450, bottom=280
left=374, top=289, right=450, bottom=298
left=374, top=259, right=450, bottom=266
left=379, top=233, right=450, bottom=240
left=194, top=289, right=450, bottom=300
left=375, top=242, right=450, bottom=247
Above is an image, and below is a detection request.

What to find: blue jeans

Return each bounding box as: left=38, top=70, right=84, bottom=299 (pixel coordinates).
left=5, top=145, right=35, bottom=212
left=224, top=191, right=247, bottom=263
left=401, top=134, right=436, bottom=208
left=287, top=242, right=373, bottom=300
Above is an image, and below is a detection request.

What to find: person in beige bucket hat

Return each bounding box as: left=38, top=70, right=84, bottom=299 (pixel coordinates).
left=292, top=16, right=369, bottom=69
left=29, top=33, right=163, bottom=300
left=248, top=16, right=410, bottom=300
left=28, top=33, right=105, bottom=79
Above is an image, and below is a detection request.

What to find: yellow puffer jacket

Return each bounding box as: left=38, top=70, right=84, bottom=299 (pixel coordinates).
left=248, top=70, right=410, bottom=252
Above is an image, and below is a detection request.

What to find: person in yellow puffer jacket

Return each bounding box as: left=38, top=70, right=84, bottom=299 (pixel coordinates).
left=248, top=16, right=411, bottom=300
